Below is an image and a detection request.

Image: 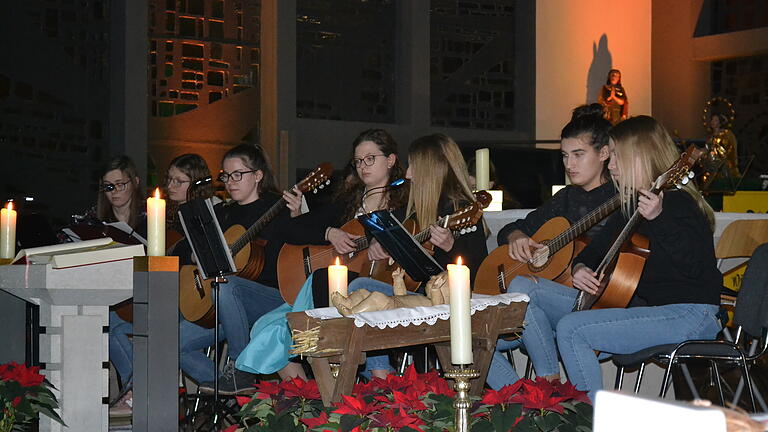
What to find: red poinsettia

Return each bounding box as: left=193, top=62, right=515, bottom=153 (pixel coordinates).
left=333, top=394, right=380, bottom=417
left=374, top=389, right=428, bottom=412
left=481, top=380, right=524, bottom=406
left=279, top=377, right=321, bottom=400
left=352, top=379, right=377, bottom=396
left=2, top=363, right=45, bottom=388
left=512, top=378, right=569, bottom=413
left=368, top=407, right=425, bottom=430
left=300, top=411, right=329, bottom=428
left=550, top=380, right=591, bottom=404
left=235, top=396, right=251, bottom=407
left=253, top=380, right=281, bottom=400
left=220, top=425, right=238, bottom=432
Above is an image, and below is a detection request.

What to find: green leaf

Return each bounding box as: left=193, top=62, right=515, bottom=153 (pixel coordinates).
left=470, top=419, right=495, bottom=432
left=339, top=414, right=366, bottom=432
left=490, top=405, right=520, bottom=432
left=532, top=413, right=563, bottom=431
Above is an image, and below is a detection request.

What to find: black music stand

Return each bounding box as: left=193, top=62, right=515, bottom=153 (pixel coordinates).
left=178, top=198, right=236, bottom=427
left=357, top=210, right=444, bottom=283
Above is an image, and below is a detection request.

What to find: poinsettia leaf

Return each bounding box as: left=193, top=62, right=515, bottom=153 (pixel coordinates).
left=470, top=419, right=495, bottom=432
left=571, top=402, right=594, bottom=423
left=533, top=412, right=564, bottom=431
left=339, top=413, right=366, bottom=432
left=556, top=423, right=579, bottom=432
left=490, top=404, right=521, bottom=432
left=33, top=404, right=66, bottom=425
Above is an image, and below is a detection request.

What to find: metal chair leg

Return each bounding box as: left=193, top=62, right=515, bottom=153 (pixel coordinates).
left=712, top=361, right=726, bottom=406
left=614, top=365, right=625, bottom=390
left=660, top=359, right=675, bottom=398
left=680, top=364, right=701, bottom=400
left=633, top=362, right=646, bottom=394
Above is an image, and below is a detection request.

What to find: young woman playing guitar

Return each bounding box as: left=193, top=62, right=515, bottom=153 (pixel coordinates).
left=280, top=128, right=408, bottom=307
left=233, top=129, right=408, bottom=382
left=494, top=116, right=722, bottom=401
left=164, top=153, right=216, bottom=250
left=177, top=144, right=304, bottom=395
left=486, top=104, right=620, bottom=389
left=350, top=133, right=489, bottom=378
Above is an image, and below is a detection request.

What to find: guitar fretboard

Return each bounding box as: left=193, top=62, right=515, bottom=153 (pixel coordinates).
left=543, top=194, right=620, bottom=254
left=230, top=197, right=288, bottom=255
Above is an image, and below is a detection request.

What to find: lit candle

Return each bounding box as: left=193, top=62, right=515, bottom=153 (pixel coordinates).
left=0, top=202, right=17, bottom=259
left=328, top=257, right=348, bottom=299
left=146, top=188, right=166, bottom=256
left=448, top=256, right=473, bottom=365
left=475, top=148, right=490, bottom=191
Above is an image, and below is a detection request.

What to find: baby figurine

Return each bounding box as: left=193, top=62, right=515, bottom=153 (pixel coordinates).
left=331, top=268, right=450, bottom=316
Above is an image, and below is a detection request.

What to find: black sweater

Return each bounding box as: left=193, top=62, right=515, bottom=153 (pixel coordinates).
left=496, top=182, right=619, bottom=247
left=214, top=193, right=290, bottom=289
left=432, top=200, right=489, bottom=283
left=574, top=190, right=721, bottom=306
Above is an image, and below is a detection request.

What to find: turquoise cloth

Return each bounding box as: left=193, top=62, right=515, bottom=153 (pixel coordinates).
left=235, top=275, right=315, bottom=374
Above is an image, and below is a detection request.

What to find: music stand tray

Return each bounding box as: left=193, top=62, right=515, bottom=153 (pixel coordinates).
left=357, top=210, right=443, bottom=283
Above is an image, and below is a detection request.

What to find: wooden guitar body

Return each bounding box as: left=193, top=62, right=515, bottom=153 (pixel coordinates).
left=590, top=232, right=649, bottom=309
left=179, top=224, right=263, bottom=328
left=277, top=220, right=370, bottom=304
left=474, top=217, right=576, bottom=295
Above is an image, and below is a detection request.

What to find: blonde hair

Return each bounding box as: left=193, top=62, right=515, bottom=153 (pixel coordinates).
left=406, top=134, right=477, bottom=228
left=610, top=116, right=715, bottom=230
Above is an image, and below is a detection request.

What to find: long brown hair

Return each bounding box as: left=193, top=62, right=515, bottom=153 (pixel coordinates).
left=222, top=144, right=280, bottom=197
left=335, top=129, right=408, bottom=220
left=406, top=134, right=476, bottom=228
left=165, top=153, right=214, bottom=229
left=610, top=116, right=715, bottom=230
left=96, top=155, right=143, bottom=228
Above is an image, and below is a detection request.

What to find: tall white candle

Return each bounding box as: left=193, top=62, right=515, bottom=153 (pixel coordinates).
left=0, top=202, right=17, bottom=259
left=475, top=148, right=490, bottom=191
left=328, top=257, right=348, bottom=299
left=448, top=256, right=473, bottom=365
left=146, top=188, right=166, bottom=256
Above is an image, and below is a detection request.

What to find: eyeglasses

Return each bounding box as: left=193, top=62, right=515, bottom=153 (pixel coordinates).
left=218, top=170, right=256, bottom=183
left=351, top=154, right=386, bottom=168
left=165, top=177, right=191, bottom=187
left=100, top=181, right=131, bottom=193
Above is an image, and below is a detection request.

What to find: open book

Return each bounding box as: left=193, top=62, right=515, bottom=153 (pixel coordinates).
left=12, top=238, right=145, bottom=269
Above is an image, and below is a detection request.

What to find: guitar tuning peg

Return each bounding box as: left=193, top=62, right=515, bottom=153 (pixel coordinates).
left=325, top=179, right=331, bottom=185
left=460, top=228, right=466, bottom=235
left=688, top=171, right=695, bottom=179
left=472, top=226, right=477, bottom=232
left=681, top=176, right=689, bottom=185
left=313, top=189, right=318, bottom=194
left=319, top=184, right=324, bottom=189
left=675, top=183, right=682, bottom=190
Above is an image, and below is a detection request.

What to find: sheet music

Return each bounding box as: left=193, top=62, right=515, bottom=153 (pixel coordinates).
left=106, top=221, right=148, bottom=246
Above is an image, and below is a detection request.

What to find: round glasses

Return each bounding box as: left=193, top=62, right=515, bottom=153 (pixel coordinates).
left=351, top=154, right=386, bottom=168
left=218, top=170, right=256, bottom=183
left=100, top=181, right=131, bottom=193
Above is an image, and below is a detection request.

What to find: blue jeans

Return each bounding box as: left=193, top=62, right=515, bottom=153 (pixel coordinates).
left=216, top=276, right=285, bottom=360
left=347, top=277, right=397, bottom=372
left=178, top=318, right=217, bottom=383
left=109, top=311, right=133, bottom=385
left=557, top=302, right=721, bottom=401
left=486, top=276, right=564, bottom=389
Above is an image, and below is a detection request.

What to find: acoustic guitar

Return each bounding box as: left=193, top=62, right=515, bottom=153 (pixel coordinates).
left=474, top=195, right=620, bottom=295
left=572, top=144, right=705, bottom=311
left=366, top=190, right=492, bottom=290
left=278, top=191, right=492, bottom=304
left=179, top=163, right=333, bottom=327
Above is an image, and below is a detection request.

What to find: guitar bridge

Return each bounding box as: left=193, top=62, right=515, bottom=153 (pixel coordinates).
left=193, top=270, right=206, bottom=299
left=498, top=264, right=507, bottom=293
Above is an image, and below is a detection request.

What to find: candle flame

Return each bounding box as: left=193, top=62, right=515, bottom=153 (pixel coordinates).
left=154, top=187, right=161, bottom=199
left=5, top=202, right=12, bottom=211
left=335, top=257, right=340, bottom=266
left=457, top=256, right=463, bottom=266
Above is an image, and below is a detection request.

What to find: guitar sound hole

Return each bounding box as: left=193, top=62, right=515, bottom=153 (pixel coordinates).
left=528, top=243, right=551, bottom=270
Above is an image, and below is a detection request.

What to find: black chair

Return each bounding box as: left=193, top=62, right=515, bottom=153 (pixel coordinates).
left=612, top=243, right=768, bottom=411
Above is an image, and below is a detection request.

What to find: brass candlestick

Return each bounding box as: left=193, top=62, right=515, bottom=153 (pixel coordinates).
left=444, top=365, right=480, bottom=432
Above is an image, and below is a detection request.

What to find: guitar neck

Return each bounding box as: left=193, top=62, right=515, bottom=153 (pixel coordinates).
left=596, top=208, right=642, bottom=274
left=230, top=197, right=287, bottom=255
left=546, top=194, right=621, bottom=255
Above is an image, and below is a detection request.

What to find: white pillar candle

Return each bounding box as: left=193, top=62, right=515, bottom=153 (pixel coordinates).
left=0, top=202, right=17, bottom=259
left=328, top=257, right=348, bottom=299
left=448, top=256, right=473, bottom=365
left=475, top=148, right=490, bottom=191
left=146, top=188, right=166, bottom=256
